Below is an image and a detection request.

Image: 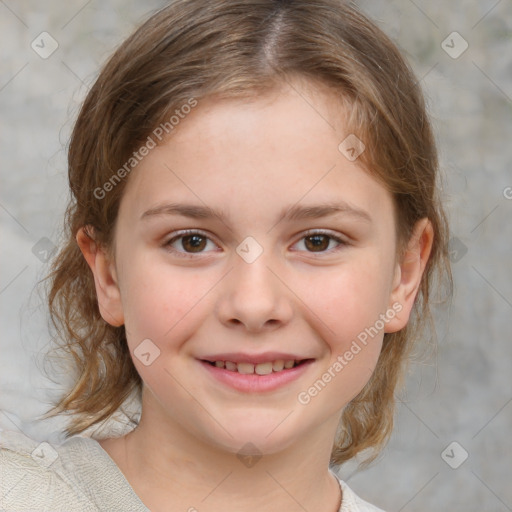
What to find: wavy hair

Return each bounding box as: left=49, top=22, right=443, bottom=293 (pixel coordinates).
left=41, top=0, right=452, bottom=467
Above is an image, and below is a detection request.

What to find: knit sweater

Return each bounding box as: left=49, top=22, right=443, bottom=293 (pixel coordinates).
left=0, top=429, right=384, bottom=511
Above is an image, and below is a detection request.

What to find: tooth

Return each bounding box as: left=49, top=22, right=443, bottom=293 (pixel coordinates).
left=255, top=362, right=273, bottom=375
left=272, top=360, right=285, bottom=372
left=210, top=359, right=300, bottom=374
left=237, top=362, right=255, bottom=374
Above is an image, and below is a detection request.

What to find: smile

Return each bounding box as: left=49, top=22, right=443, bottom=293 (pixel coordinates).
left=198, top=357, right=315, bottom=393
left=203, top=359, right=309, bottom=375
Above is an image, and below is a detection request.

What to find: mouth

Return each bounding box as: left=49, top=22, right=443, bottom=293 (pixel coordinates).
left=198, top=355, right=315, bottom=393
left=201, top=358, right=312, bottom=375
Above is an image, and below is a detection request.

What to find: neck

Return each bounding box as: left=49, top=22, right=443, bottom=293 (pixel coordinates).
left=112, top=399, right=343, bottom=512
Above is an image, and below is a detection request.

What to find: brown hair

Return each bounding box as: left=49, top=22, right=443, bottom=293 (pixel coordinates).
left=42, top=0, right=452, bottom=467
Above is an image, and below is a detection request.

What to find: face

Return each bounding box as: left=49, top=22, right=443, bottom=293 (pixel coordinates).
left=85, top=80, right=423, bottom=457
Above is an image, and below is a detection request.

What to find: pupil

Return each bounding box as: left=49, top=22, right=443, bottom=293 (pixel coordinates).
left=183, top=235, right=206, bottom=252
left=306, top=235, right=328, bottom=251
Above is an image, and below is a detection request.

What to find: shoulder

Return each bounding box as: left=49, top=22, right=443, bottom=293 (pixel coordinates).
left=331, top=472, right=386, bottom=512
left=0, top=428, right=62, bottom=484
left=0, top=429, right=97, bottom=511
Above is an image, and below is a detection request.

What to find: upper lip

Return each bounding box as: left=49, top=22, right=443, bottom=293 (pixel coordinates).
left=199, top=352, right=314, bottom=364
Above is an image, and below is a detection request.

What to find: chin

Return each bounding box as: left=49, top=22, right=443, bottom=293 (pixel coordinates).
left=198, top=412, right=306, bottom=458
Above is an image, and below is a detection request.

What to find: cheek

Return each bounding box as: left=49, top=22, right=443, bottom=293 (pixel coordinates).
left=300, top=256, right=392, bottom=400
left=307, top=256, right=392, bottom=345
left=118, top=261, right=215, bottom=393
left=119, top=254, right=210, bottom=351
left=295, top=262, right=389, bottom=411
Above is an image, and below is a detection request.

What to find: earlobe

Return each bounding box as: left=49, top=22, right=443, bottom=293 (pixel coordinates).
left=385, top=218, right=434, bottom=333
left=76, top=226, right=124, bottom=327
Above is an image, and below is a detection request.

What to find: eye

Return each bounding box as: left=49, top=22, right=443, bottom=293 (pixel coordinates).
left=163, top=230, right=219, bottom=258
left=163, top=229, right=348, bottom=259
left=292, top=230, right=348, bottom=254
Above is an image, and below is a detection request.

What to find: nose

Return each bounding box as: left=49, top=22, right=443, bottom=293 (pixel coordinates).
left=215, top=251, right=294, bottom=333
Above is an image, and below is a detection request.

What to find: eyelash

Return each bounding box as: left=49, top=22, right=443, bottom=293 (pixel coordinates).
left=162, top=229, right=349, bottom=259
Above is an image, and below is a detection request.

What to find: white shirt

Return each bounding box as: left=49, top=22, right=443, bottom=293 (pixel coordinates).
left=0, top=429, right=385, bottom=511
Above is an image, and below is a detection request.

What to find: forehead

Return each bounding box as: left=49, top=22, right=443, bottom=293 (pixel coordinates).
left=118, top=81, right=394, bottom=229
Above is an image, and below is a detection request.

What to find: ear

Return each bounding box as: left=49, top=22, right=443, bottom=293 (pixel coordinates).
left=385, top=218, right=434, bottom=333
left=76, top=226, right=124, bottom=327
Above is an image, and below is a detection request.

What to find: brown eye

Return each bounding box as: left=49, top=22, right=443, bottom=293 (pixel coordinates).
left=293, top=231, right=347, bottom=255
left=181, top=234, right=207, bottom=253
left=164, top=230, right=218, bottom=258
left=304, top=234, right=330, bottom=252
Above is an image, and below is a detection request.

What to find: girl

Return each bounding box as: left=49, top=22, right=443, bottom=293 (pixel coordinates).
left=0, top=1, right=451, bottom=511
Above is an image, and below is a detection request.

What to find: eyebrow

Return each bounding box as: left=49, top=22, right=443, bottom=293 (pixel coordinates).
left=140, top=201, right=372, bottom=224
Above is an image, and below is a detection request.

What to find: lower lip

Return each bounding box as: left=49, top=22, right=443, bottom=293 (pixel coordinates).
left=199, top=360, right=314, bottom=393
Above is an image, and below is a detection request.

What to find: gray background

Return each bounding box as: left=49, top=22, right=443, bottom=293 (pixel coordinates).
left=1, top=1, right=511, bottom=510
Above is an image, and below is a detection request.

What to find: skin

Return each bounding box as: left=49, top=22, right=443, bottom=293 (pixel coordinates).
left=77, top=79, right=433, bottom=512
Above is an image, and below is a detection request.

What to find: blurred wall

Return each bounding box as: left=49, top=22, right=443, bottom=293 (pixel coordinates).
left=1, top=1, right=511, bottom=510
